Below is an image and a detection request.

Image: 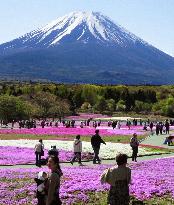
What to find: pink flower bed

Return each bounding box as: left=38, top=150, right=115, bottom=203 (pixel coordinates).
left=66, top=113, right=111, bottom=120
left=0, top=146, right=92, bottom=165
left=0, top=127, right=110, bottom=136
left=107, top=128, right=144, bottom=135
left=0, top=126, right=145, bottom=136
left=1, top=157, right=174, bottom=204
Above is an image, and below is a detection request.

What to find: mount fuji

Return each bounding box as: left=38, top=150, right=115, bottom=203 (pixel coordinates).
left=0, top=11, right=174, bottom=84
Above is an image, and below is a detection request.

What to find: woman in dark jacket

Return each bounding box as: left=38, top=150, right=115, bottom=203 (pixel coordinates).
left=46, top=155, right=63, bottom=205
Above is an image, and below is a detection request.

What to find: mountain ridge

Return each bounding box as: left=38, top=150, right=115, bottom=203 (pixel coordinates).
left=0, top=11, right=149, bottom=54
left=0, top=11, right=174, bottom=84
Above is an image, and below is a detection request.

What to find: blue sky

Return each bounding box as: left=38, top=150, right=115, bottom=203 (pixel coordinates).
left=0, top=0, right=174, bottom=56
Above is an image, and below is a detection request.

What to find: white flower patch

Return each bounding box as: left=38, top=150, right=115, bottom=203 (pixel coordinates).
left=0, top=140, right=165, bottom=159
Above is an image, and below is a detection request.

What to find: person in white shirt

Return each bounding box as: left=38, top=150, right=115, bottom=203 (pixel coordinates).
left=35, top=139, right=44, bottom=167
left=70, top=135, right=82, bottom=166
left=116, top=121, right=121, bottom=129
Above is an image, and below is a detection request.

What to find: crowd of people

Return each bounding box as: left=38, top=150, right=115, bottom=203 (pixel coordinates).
left=148, top=120, right=170, bottom=135
left=2, top=117, right=173, bottom=204
left=34, top=152, right=133, bottom=205
left=34, top=130, right=140, bottom=205
left=1, top=117, right=174, bottom=136
left=39, top=118, right=172, bottom=134
left=1, top=116, right=173, bottom=204
left=32, top=116, right=174, bottom=205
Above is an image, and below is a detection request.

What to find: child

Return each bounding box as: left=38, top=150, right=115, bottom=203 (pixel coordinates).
left=70, top=135, right=83, bottom=166
left=34, top=171, right=47, bottom=205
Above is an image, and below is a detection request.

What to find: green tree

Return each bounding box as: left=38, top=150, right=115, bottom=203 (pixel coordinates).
left=94, top=96, right=107, bottom=113
left=33, top=92, right=57, bottom=117
left=116, top=100, right=126, bottom=111
left=152, top=97, right=174, bottom=117
left=106, top=99, right=115, bottom=112
left=72, top=89, right=84, bottom=108
left=161, top=97, right=174, bottom=117
left=81, top=85, right=98, bottom=106
left=49, top=100, right=70, bottom=119
left=0, top=95, right=34, bottom=122
left=33, top=91, right=70, bottom=118
left=81, top=102, right=91, bottom=111
left=134, top=100, right=152, bottom=113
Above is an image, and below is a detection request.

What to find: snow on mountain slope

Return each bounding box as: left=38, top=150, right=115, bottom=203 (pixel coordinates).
left=0, top=11, right=174, bottom=84
left=0, top=11, right=148, bottom=54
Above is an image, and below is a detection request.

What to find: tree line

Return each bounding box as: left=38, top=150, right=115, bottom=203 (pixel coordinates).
left=0, top=83, right=174, bottom=122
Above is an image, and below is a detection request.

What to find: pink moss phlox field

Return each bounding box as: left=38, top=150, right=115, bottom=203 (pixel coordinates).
left=0, top=158, right=174, bottom=204
left=66, top=113, right=110, bottom=120
left=0, top=126, right=145, bottom=136
left=0, top=166, right=109, bottom=205
left=130, top=157, right=174, bottom=200
left=0, top=146, right=92, bottom=165
left=106, top=127, right=144, bottom=135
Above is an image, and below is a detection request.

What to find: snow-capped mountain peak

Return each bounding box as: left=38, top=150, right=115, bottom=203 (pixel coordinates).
left=0, top=11, right=174, bottom=85
left=4, top=11, right=144, bottom=50
left=37, top=11, right=141, bottom=46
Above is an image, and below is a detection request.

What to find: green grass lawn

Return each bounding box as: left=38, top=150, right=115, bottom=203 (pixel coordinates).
left=0, top=133, right=146, bottom=143
left=85, top=192, right=174, bottom=205
left=141, top=146, right=173, bottom=153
